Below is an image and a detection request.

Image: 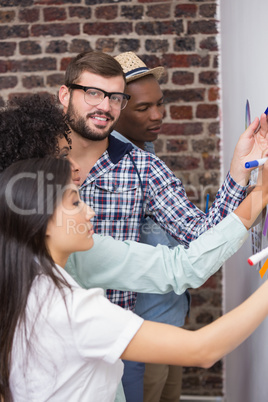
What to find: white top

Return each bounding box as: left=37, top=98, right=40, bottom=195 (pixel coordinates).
left=10, top=268, right=143, bottom=402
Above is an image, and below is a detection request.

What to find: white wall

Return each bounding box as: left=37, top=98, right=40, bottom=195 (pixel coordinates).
left=220, top=1, right=268, bottom=401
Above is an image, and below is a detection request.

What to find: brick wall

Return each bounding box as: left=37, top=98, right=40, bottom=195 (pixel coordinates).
left=0, top=0, right=223, bottom=397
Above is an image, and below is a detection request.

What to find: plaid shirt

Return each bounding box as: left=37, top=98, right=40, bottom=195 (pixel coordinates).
left=80, top=135, right=247, bottom=310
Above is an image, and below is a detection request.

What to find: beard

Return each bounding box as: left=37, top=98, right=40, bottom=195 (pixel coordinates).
left=67, top=100, right=117, bottom=142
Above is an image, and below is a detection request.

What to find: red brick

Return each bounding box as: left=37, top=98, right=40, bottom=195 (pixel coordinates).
left=0, top=25, right=29, bottom=39
left=46, top=40, right=68, bottom=54
left=60, top=57, right=73, bottom=71
left=208, top=87, right=220, bottom=101
left=196, top=104, right=218, bottom=119
left=170, top=105, right=193, bottom=120
left=161, top=155, right=200, bottom=171
left=47, top=73, right=65, bottom=87
left=0, top=75, right=17, bottom=89
left=174, top=37, right=195, bottom=52
left=166, top=139, right=188, bottom=152
left=200, top=36, right=218, bottom=51
left=43, top=7, right=67, bottom=22
left=0, top=42, right=16, bottom=57
left=22, top=75, right=44, bottom=89
left=69, top=39, right=92, bottom=54
left=199, top=71, right=218, bottom=85
left=96, top=38, right=115, bottom=53
left=136, top=20, right=183, bottom=36
left=188, top=20, right=218, bottom=35
left=203, top=154, right=221, bottom=170
left=118, top=38, right=140, bottom=53
left=138, top=0, right=170, bottom=2
left=192, top=138, right=215, bottom=153
left=69, top=6, right=91, bottom=19
left=172, top=71, right=194, bottom=86
left=146, top=4, right=171, bottom=19
left=121, top=6, right=143, bottom=20
left=36, top=0, right=79, bottom=4
left=175, top=4, right=197, bottom=18
left=19, top=41, right=42, bottom=55
left=145, top=39, right=169, bottom=53
left=200, top=4, right=217, bottom=18
left=188, top=54, right=210, bottom=67
left=0, top=0, right=33, bottom=6
left=8, top=58, right=57, bottom=72
left=83, top=22, right=132, bottom=36
left=161, top=123, right=203, bottom=136
left=164, top=89, right=205, bottom=103
left=95, top=6, right=118, bottom=21
left=19, top=8, right=39, bottom=22
left=0, top=10, right=16, bottom=23
left=31, top=23, right=79, bottom=37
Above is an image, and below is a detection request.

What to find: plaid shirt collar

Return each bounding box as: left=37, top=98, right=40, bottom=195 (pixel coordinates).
left=80, top=135, right=134, bottom=188
left=108, top=134, right=134, bottom=164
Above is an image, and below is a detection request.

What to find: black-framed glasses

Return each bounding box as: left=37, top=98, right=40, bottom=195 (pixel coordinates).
left=69, top=84, right=130, bottom=110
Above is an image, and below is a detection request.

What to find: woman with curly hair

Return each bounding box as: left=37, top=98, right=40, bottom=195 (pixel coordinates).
left=0, top=94, right=69, bottom=168
left=0, top=93, right=81, bottom=185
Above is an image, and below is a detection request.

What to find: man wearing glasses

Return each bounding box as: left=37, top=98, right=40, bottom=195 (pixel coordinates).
left=59, top=50, right=267, bottom=402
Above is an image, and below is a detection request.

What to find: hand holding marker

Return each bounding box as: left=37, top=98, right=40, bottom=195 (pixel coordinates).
left=248, top=247, right=268, bottom=266
left=253, top=106, right=268, bottom=134
left=246, top=105, right=268, bottom=278
left=245, top=157, right=268, bottom=169
left=245, top=107, right=268, bottom=169
left=248, top=247, right=268, bottom=278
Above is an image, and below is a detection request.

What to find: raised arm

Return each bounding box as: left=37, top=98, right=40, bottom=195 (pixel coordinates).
left=147, top=116, right=268, bottom=244
left=121, top=279, right=268, bottom=368
left=65, top=212, right=247, bottom=294
left=65, top=160, right=268, bottom=294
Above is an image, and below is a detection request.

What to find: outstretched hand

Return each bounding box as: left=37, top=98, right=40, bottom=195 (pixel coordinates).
left=230, top=113, right=268, bottom=186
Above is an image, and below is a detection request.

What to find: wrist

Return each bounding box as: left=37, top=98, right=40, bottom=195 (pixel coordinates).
left=229, top=167, right=250, bottom=187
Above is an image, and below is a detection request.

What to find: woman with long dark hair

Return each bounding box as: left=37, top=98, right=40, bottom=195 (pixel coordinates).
left=1, top=156, right=268, bottom=401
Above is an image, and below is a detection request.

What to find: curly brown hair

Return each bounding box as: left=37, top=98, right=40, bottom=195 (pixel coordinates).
left=0, top=93, right=71, bottom=172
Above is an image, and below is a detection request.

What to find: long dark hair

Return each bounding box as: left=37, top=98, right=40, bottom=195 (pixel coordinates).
left=0, top=157, right=72, bottom=401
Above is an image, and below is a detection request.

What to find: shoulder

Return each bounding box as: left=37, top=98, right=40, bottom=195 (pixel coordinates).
left=129, top=147, right=173, bottom=174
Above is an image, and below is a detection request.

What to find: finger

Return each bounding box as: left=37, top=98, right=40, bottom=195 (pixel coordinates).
left=258, top=113, right=268, bottom=138
left=245, top=117, right=259, bottom=138
left=261, top=147, right=268, bottom=158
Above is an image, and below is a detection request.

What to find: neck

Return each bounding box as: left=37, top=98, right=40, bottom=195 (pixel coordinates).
left=116, top=131, right=145, bottom=150
left=130, top=139, right=145, bottom=150
left=70, top=131, right=109, bottom=181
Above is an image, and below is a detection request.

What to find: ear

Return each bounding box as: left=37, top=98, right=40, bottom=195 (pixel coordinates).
left=59, top=85, right=70, bottom=111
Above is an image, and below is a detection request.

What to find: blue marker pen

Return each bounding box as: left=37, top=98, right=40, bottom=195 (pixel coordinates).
left=245, top=157, right=268, bottom=169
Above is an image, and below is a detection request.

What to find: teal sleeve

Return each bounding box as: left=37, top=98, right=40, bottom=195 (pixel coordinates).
left=65, top=213, right=248, bottom=295
left=114, top=381, right=126, bottom=402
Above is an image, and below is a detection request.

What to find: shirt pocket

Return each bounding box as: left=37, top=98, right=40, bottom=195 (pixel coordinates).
left=93, top=179, right=141, bottom=221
